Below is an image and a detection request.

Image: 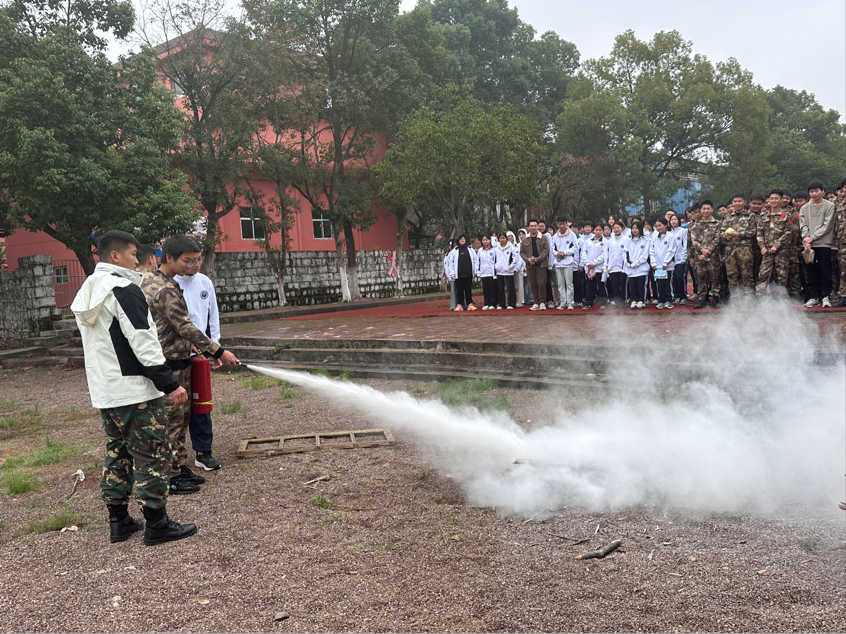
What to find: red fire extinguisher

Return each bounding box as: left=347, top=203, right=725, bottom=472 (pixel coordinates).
left=191, top=356, right=213, bottom=414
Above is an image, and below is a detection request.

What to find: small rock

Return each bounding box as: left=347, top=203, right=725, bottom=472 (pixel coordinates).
left=689, top=556, right=697, bottom=562
left=198, top=599, right=210, bottom=605
left=757, top=570, right=769, bottom=576
left=274, top=612, right=290, bottom=622
left=112, top=596, right=122, bottom=602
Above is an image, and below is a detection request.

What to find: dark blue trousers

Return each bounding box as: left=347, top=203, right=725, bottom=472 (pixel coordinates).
left=189, top=406, right=214, bottom=452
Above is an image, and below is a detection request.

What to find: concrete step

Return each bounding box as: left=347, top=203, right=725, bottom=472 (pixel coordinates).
left=46, top=346, right=85, bottom=358
left=241, top=361, right=603, bottom=390
left=0, top=346, right=49, bottom=363
left=52, top=319, right=80, bottom=333
left=27, top=330, right=73, bottom=346
left=1, top=356, right=69, bottom=368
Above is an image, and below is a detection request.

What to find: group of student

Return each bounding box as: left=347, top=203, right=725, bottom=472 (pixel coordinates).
left=443, top=178, right=846, bottom=312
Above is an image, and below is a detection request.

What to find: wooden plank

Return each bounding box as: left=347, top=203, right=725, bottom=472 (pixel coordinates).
left=237, top=428, right=395, bottom=458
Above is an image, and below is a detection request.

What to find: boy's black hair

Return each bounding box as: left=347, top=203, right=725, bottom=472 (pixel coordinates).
left=767, top=189, right=783, bottom=198
left=583, top=220, right=594, bottom=228
left=807, top=180, right=825, bottom=192
left=135, top=244, right=157, bottom=264
left=792, top=190, right=807, bottom=200
left=556, top=216, right=568, bottom=224
left=701, top=200, right=714, bottom=208
left=750, top=193, right=765, bottom=202
left=527, top=218, right=539, bottom=225
left=838, top=178, right=846, bottom=191
left=690, top=201, right=702, bottom=211
left=730, top=192, right=746, bottom=201
left=161, top=235, right=202, bottom=264
left=97, top=230, right=140, bottom=259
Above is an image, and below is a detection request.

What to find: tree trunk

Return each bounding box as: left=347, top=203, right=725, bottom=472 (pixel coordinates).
left=274, top=269, right=287, bottom=306
left=394, top=208, right=406, bottom=298
left=75, top=251, right=96, bottom=276
left=200, top=209, right=218, bottom=279
left=333, top=221, right=352, bottom=302
left=270, top=251, right=287, bottom=307
left=343, top=220, right=361, bottom=300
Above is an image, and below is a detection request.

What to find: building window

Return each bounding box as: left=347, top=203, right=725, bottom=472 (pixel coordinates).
left=240, top=207, right=266, bottom=240
left=54, top=265, right=68, bottom=285
left=312, top=210, right=332, bottom=239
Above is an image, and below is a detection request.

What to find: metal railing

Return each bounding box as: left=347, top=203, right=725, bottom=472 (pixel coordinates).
left=53, top=259, right=87, bottom=316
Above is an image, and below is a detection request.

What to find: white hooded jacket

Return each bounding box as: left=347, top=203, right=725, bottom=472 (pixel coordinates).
left=71, top=263, right=178, bottom=409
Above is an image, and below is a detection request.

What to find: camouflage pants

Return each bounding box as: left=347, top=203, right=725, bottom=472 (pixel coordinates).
left=101, top=397, right=171, bottom=509
left=788, top=250, right=803, bottom=297
left=833, top=249, right=841, bottom=297
left=692, top=257, right=722, bottom=301
left=724, top=245, right=755, bottom=293
left=835, top=247, right=846, bottom=297
left=756, top=252, right=792, bottom=295
left=163, top=365, right=192, bottom=473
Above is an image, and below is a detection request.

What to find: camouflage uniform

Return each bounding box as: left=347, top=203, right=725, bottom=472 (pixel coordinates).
left=783, top=206, right=804, bottom=297
left=756, top=211, right=800, bottom=295
left=141, top=271, right=223, bottom=474
left=836, top=200, right=846, bottom=297
left=686, top=219, right=697, bottom=295
left=101, top=397, right=172, bottom=509
left=689, top=218, right=722, bottom=301
left=721, top=211, right=756, bottom=294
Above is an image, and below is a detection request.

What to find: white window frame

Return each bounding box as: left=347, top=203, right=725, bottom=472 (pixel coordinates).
left=240, top=207, right=266, bottom=241
left=312, top=210, right=333, bottom=240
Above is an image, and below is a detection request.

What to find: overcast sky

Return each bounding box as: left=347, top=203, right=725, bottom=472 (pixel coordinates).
left=109, top=0, right=846, bottom=120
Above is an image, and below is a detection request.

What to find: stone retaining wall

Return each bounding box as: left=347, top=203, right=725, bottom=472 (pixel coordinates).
left=214, top=249, right=443, bottom=312
left=0, top=255, right=56, bottom=348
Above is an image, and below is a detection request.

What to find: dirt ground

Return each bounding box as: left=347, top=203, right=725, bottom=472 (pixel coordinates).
left=0, top=364, right=844, bottom=633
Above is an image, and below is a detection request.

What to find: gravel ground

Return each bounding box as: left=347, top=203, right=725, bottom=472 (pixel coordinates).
left=0, top=365, right=844, bottom=633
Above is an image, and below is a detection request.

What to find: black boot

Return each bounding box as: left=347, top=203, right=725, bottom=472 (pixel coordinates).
left=175, top=465, right=205, bottom=485
left=108, top=504, right=144, bottom=543
left=142, top=507, right=198, bottom=546
left=169, top=478, right=200, bottom=495
left=831, top=296, right=846, bottom=308
left=694, top=299, right=708, bottom=309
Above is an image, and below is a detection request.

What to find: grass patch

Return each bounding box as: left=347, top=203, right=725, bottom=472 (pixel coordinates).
left=324, top=510, right=346, bottom=523
left=436, top=378, right=508, bottom=410
left=338, top=369, right=354, bottom=380
left=0, top=398, right=20, bottom=412
left=447, top=517, right=460, bottom=527
left=3, top=470, right=38, bottom=494
left=23, top=507, right=93, bottom=534
left=1, top=457, right=25, bottom=470
left=309, top=494, right=332, bottom=510
left=279, top=387, right=297, bottom=400
left=220, top=401, right=242, bottom=415
left=249, top=375, right=284, bottom=391
left=0, top=407, right=43, bottom=433
left=26, top=437, right=75, bottom=467
left=24, top=498, right=42, bottom=510
left=64, top=405, right=78, bottom=415
left=310, top=368, right=331, bottom=378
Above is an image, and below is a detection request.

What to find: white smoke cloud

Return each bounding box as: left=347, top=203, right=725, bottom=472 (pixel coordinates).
left=245, top=299, right=845, bottom=517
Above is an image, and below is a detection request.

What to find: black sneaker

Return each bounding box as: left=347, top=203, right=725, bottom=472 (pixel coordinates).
left=169, top=478, right=201, bottom=495
left=110, top=515, right=144, bottom=543
left=831, top=296, right=846, bottom=308
left=694, top=300, right=708, bottom=309
left=176, top=465, right=205, bottom=485
left=195, top=452, right=221, bottom=471
left=144, top=516, right=198, bottom=546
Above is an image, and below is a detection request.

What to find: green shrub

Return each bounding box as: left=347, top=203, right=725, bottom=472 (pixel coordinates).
left=4, top=471, right=38, bottom=495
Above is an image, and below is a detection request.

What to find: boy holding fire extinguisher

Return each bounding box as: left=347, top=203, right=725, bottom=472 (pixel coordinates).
left=141, top=236, right=240, bottom=495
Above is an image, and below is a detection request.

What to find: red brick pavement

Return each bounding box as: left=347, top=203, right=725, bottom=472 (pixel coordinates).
left=223, top=306, right=846, bottom=348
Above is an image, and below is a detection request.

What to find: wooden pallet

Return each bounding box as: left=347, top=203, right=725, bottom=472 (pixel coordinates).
left=237, top=428, right=395, bottom=458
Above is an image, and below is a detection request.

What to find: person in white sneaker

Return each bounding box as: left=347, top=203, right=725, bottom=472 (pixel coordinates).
left=476, top=235, right=499, bottom=309
left=494, top=234, right=518, bottom=309
left=604, top=221, right=628, bottom=308
left=799, top=180, right=836, bottom=308
left=520, top=219, right=549, bottom=311
left=580, top=225, right=606, bottom=309
left=650, top=217, right=677, bottom=309
left=550, top=216, right=579, bottom=309
left=623, top=220, right=650, bottom=309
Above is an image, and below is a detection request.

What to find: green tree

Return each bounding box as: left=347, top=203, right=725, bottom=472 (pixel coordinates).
left=0, top=6, right=195, bottom=274
left=429, top=0, right=579, bottom=129
left=140, top=0, right=263, bottom=276
left=244, top=0, right=446, bottom=301
left=375, top=88, right=546, bottom=246
left=565, top=30, right=771, bottom=214
left=764, top=86, right=846, bottom=192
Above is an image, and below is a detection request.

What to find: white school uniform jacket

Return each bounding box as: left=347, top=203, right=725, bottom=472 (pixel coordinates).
left=174, top=272, right=221, bottom=344
left=672, top=226, right=688, bottom=263
left=549, top=230, right=579, bottom=269
left=494, top=243, right=518, bottom=275
left=448, top=246, right=478, bottom=279
left=443, top=249, right=457, bottom=280
left=71, top=263, right=179, bottom=409
left=623, top=235, right=651, bottom=276
left=476, top=246, right=498, bottom=278
left=580, top=237, right=606, bottom=273
left=603, top=233, right=627, bottom=273
left=649, top=230, right=677, bottom=270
